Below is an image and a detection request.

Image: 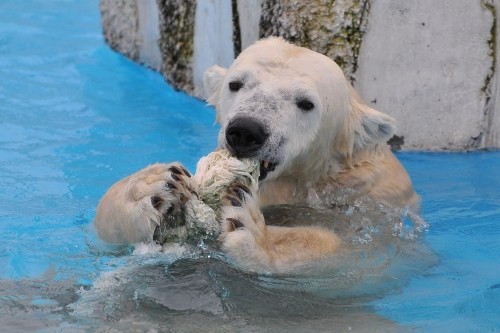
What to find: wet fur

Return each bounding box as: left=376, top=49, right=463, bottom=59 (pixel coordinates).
left=94, top=37, right=418, bottom=273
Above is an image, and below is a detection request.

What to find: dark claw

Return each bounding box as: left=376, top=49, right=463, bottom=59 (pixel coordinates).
left=231, top=189, right=244, bottom=201
left=166, top=205, right=175, bottom=216
left=166, top=181, right=178, bottom=190
left=226, top=218, right=244, bottom=231
left=171, top=173, right=181, bottom=182
left=180, top=166, right=192, bottom=177
left=179, top=192, right=189, bottom=204
left=162, top=204, right=185, bottom=228
left=234, top=183, right=250, bottom=195
left=168, top=165, right=183, bottom=175
left=151, top=195, right=163, bottom=209
left=225, top=195, right=241, bottom=207
left=230, top=184, right=249, bottom=201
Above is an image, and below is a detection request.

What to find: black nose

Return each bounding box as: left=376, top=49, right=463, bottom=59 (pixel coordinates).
left=225, top=117, right=268, bottom=157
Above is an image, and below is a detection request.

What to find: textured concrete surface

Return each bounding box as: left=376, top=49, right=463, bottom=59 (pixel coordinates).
left=355, top=0, right=494, bottom=150
left=99, top=0, right=500, bottom=150
left=193, top=0, right=234, bottom=98
left=157, top=0, right=196, bottom=94
left=137, top=0, right=162, bottom=70
left=483, top=1, right=500, bottom=148
left=237, top=0, right=262, bottom=50
left=100, top=0, right=140, bottom=61
left=100, top=0, right=162, bottom=70
left=259, top=0, right=370, bottom=82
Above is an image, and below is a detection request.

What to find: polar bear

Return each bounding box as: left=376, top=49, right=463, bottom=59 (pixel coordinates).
left=95, top=37, right=418, bottom=272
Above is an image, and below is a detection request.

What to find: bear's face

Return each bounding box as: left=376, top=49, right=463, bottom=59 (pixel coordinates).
left=210, top=59, right=325, bottom=181
left=204, top=38, right=396, bottom=182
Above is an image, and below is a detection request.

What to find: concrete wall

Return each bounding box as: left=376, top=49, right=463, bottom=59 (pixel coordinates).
left=356, top=0, right=494, bottom=150
left=192, top=0, right=234, bottom=97
left=99, top=0, right=500, bottom=151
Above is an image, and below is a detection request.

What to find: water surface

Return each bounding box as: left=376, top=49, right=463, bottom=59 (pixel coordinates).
left=0, top=1, right=499, bottom=332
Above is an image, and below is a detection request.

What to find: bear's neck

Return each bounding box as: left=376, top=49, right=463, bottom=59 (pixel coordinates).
left=258, top=144, right=393, bottom=207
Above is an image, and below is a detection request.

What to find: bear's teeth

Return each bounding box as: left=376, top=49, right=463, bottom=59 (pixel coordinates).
left=262, top=160, right=270, bottom=169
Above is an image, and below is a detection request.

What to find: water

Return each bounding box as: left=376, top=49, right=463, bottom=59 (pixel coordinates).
left=0, top=1, right=499, bottom=332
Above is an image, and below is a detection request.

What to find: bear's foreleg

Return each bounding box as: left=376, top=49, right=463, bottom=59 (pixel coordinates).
left=220, top=183, right=340, bottom=273
left=94, top=162, right=196, bottom=244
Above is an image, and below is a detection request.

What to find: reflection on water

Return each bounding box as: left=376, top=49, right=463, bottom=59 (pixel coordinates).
left=69, top=258, right=405, bottom=332
left=64, top=199, right=436, bottom=332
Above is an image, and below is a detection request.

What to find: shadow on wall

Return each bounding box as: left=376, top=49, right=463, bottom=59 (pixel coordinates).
left=99, top=0, right=500, bottom=151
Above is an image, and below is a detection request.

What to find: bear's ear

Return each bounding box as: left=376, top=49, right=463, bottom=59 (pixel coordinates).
left=359, top=107, right=395, bottom=144
left=350, top=89, right=396, bottom=151
left=203, top=65, right=227, bottom=106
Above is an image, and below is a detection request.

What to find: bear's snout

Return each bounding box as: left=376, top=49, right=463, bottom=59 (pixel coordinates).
left=225, top=117, right=268, bottom=158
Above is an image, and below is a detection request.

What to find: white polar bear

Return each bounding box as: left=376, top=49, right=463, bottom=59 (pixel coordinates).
left=94, top=37, right=418, bottom=273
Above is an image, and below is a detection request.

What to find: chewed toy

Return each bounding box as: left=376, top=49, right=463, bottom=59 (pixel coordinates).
left=152, top=149, right=260, bottom=245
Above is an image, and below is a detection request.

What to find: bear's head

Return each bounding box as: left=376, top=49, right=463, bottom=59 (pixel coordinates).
left=204, top=37, right=395, bottom=182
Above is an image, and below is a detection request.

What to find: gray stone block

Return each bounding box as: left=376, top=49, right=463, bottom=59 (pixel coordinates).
left=355, top=0, right=494, bottom=150
left=259, top=0, right=370, bottom=82
left=483, top=1, right=500, bottom=149
left=99, top=0, right=500, bottom=150
left=100, top=0, right=140, bottom=61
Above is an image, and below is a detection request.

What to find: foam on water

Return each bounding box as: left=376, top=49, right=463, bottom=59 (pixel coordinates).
left=64, top=196, right=436, bottom=332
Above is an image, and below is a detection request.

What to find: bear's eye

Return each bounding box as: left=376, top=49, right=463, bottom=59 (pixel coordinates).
left=296, top=99, right=314, bottom=111
left=229, top=81, right=243, bottom=92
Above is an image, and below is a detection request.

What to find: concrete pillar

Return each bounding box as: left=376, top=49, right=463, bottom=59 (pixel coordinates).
left=192, top=0, right=234, bottom=98
left=99, top=0, right=500, bottom=150
left=137, top=0, right=162, bottom=70
left=355, top=0, right=494, bottom=150
left=483, top=1, right=500, bottom=148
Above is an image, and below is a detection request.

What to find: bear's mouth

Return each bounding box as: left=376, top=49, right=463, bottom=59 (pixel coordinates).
left=259, top=160, right=277, bottom=181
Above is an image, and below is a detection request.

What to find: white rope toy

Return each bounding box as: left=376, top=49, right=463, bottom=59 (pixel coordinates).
left=193, top=149, right=260, bottom=210
left=155, top=149, right=260, bottom=245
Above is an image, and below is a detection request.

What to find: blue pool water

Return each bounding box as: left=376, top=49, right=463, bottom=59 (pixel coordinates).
left=0, top=1, right=499, bottom=332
